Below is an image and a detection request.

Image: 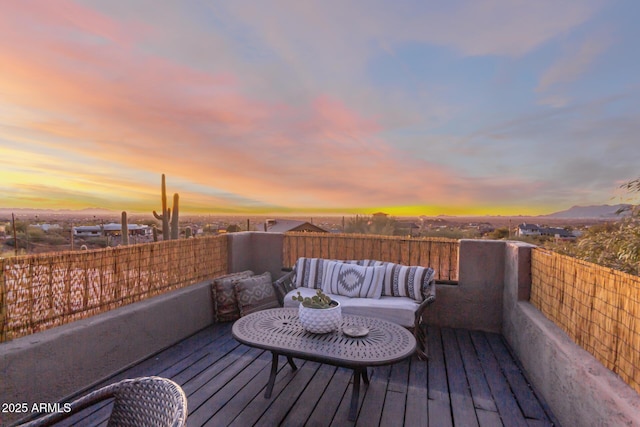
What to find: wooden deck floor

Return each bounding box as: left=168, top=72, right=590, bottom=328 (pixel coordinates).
left=40, top=323, right=558, bottom=427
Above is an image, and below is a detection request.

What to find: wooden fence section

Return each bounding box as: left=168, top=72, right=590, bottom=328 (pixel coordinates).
left=282, top=233, right=459, bottom=281
left=530, top=248, right=640, bottom=395
left=0, top=236, right=228, bottom=343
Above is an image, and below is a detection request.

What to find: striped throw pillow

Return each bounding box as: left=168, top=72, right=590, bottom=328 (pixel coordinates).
left=293, top=257, right=337, bottom=289
left=321, top=261, right=385, bottom=298
left=382, top=264, right=435, bottom=302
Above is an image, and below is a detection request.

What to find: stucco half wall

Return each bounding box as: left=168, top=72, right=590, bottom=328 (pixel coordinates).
left=0, top=280, right=214, bottom=426
left=502, top=241, right=640, bottom=427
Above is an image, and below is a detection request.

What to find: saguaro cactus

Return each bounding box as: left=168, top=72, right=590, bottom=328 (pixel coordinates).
left=153, top=174, right=180, bottom=240
left=121, top=211, right=129, bottom=246
left=170, top=193, right=179, bottom=240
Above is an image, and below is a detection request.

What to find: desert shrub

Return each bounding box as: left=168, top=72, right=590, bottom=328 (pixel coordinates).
left=572, top=215, right=640, bottom=275
left=27, top=228, right=46, bottom=242
left=549, top=177, right=640, bottom=275
left=488, top=227, right=510, bottom=240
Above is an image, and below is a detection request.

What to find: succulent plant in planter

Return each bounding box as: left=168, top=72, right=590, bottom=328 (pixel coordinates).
left=292, top=289, right=337, bottom=309
left=294, top=289, right=342, bottom=333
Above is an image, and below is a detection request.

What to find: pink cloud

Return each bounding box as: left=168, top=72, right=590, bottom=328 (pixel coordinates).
left=0, top=1, right=555, bottom=213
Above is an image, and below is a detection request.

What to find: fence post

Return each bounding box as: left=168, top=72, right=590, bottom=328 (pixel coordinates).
left=0, top=257, right=6, bottom=342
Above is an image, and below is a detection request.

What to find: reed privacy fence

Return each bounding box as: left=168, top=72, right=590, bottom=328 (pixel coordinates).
left=530, top=248, right=640, bottom=395
left=0, top=236, right=228, bottom=343
left=282, top=233, right=459, bottom=282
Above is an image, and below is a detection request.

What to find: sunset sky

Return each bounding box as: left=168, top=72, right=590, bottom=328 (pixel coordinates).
left=2, top=1, right=639, bottom=216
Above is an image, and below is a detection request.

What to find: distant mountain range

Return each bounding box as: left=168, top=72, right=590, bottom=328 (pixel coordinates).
left=545, top=204, right=632, bottom=219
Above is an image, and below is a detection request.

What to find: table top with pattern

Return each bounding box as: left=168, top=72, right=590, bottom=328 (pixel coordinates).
left=232, top=308, right=416, bottom=367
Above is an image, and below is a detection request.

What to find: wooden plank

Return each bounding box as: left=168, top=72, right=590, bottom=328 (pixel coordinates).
left=250, top=361, right=322, bottom=426
left=428, top=399, right=453, bottom=427
left=201, top=354, right=280, bottom=427
left=180, top=343, right=254, bottom=401
left=442, top=328, right=479, bottom=427
left=428, top=326, right=453, bottom=427
left=56, top=404, right=112, bottom=427
left=382, top=359, right=410, bottom=427
left=169, top=335, right=241, bottom=384
left=279, top=363, right=338, bottom=427
left=127, top=324, right=233, bottom=384
left=427, top=326, right=449, bottom=402
left=388, top=357, right=411, bottom=392
left=455, top=329, right=497, bottom=412
left=306, top=366, right=353, bottom=426
left=526, top=419, right=555, bottom=427
left=186, top=348, right=271, bottom=424
left=470, top=331, right=529, bottom=427
left=221, top=360, right=318, bottom=427
left=356, top=365, right=392, bottom=426
left=477, top=408, right=503, bottom=427
left=405, top=356, right=428, bottom=427
left=380, top=390, right=407, bottom=427
left=485, top=332, right=550, bottom=422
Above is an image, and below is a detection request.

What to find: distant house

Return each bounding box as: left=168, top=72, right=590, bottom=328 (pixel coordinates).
left=516, top=223, right=541, bottom=237
left=73, top=223, right=151, bottom=237
left=539, top=227, right=574, bottom=239
left=73, top=225, right=103, bottom=237
left=262, top=219, right=328, bottom=233
left=29, top=223, right=62, bottom=232
left=516, top=223, right=575, bottom=240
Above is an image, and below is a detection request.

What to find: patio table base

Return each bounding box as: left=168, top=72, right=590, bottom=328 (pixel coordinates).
left=266, top=351, right=370, bottom=421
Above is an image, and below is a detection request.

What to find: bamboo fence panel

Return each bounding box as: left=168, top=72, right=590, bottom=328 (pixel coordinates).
left=531, top=247, right=640, bottom=394
left=282, top=233, right=459, bottom=281
left=0, top=235, right=228, bottom=343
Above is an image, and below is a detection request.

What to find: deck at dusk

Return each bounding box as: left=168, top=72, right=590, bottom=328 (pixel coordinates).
left=32, top=323, right=557, bottom=427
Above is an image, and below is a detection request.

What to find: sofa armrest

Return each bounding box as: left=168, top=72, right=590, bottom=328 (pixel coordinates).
left=415, top=288, right=436, bottom=325
left=273, top=270, right=296, bottom=306
left=415, top=280, right=436, bottom=359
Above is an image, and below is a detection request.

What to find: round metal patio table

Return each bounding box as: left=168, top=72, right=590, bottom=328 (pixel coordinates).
left=232, top=308, right=416, bottom=421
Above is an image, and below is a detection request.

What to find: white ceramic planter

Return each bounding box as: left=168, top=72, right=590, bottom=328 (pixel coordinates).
left=298, top=301, right=342, bottom=334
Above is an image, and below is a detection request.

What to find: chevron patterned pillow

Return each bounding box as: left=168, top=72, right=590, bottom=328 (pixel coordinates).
left=234, top=272, right=279, bottom=316
left=212, top=270, right=254, bottom=322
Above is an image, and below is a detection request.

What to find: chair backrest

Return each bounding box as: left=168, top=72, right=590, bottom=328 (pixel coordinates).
left=108, top=377, right=187, bottom=427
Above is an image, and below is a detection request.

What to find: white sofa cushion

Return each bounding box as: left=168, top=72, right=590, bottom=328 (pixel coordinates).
left=321, top=261, right=384, bottom=298
left=283, top=287, right=418, bottom=328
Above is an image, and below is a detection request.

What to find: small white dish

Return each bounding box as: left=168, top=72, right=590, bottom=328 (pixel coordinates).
left=343, top=325, right=369, bottom=338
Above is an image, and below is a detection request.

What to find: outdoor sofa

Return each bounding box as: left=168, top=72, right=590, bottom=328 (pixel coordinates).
left=274, top=257, right=436, bottom=358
